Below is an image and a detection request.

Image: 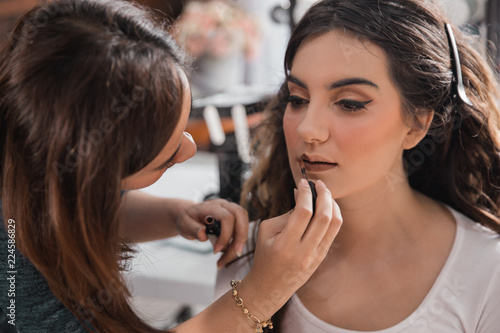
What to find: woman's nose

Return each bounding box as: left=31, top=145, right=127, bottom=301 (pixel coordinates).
left=176, top=131, right=197, bottom=163
left=296, top=105, right=329, bottom=144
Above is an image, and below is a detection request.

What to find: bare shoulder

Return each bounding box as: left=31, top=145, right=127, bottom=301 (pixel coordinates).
left=414, top=191, right=456, bottom=232
left=417, top=191, right=500, bottom=265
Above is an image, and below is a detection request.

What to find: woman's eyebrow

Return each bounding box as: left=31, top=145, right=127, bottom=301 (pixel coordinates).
left=286, top=74, right=307, bottom=89
left=154, top=144, right=181, bottom=171
left=328, top=77, right=379, bottom=90
left=287, top=75, right=308, bottom=89
left=286, top=74, right=379, bottom=90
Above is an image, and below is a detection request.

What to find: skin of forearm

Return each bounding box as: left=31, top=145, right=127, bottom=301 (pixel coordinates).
left=119, top=190, right=195, bottom=243
left=174, top=277, right=287, bottom=333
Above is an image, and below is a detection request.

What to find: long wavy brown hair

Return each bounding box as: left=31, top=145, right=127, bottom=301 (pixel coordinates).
left=241, top=1, right=500, bottom=330
left=0, top=0, right=186, bottom=331
left=243, top=0, right=500, bottom=230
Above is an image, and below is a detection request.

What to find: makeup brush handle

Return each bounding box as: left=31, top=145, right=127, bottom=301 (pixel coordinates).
left=308, top=180, right=317, bottom=215
left=204, top=216, right=221, bottom=247
left=205, top=219, right=221, bottom=237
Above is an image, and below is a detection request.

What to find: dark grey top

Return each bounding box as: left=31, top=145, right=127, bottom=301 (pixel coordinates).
left=0, top=201, right=93, bottom=332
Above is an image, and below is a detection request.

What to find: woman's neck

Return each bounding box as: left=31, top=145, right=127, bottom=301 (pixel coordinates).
left=332, top=176, right=436, bottom=261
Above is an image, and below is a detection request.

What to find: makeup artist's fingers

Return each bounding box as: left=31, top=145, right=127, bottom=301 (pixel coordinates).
left=175, top=212, right=205, bottom=241
left=282, top=178, right=313, bottom=241
left=299, top=180, right=342, bottom=258
left=302, top=180, right=333, bottom=243
left=187, top=199, right=249, bottom=256
left=219, top=201, right=249, bottom=257
left=211, top=209, right=235, bottom=253
left=177, top=199, right=234, bottom=242
left=318, top=197, right=342, bottom=254
left=245, top=181, right=342, bottom=303
left=216, top=243, right=242, bottom=268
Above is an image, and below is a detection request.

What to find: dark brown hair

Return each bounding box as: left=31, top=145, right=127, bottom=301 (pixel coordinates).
left=0, top=0, right=186, bottom=331
left=243, top=0, right=500, bottom=231
left=241, top=1, right=500, bottom=329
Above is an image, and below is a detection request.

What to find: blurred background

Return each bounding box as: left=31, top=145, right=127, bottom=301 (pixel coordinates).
left=0, top=0, right=498, bottom=330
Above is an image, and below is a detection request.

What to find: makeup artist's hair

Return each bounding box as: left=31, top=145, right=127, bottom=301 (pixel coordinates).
left=0, top=0, right=185, bottom=331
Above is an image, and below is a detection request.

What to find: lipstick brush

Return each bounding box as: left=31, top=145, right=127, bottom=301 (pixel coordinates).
left=299, top=160, right=318, bottom=215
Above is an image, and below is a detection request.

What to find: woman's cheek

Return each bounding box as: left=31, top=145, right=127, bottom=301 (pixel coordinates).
left=283, top=112, right=300, bottom=146
left=283, top=112, right=304, bottom=184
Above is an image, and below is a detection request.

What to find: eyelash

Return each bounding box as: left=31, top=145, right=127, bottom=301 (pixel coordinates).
left=338, top=99, right=373, bottom=112
left=286, top=95, right=373, bottom=112
left=158, top=159, right=176, bottom=172
left=164, top=160, right=176, bottom=169
left=287, top=95, right=308, bottom=108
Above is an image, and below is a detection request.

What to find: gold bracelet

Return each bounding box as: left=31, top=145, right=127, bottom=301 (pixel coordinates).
left=230, top=280, right=274, bottom=333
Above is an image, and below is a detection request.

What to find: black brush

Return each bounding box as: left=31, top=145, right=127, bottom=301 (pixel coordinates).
left=204, top=215, right=221, bottom=247
left=299, top=160, right=317, bottom=215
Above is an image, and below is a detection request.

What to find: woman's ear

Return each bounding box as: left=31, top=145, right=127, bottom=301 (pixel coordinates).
left=402, top=110, right=434, bottom=150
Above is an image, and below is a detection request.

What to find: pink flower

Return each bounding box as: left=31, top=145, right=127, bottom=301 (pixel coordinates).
left=171, top=0, right=261, bottom=60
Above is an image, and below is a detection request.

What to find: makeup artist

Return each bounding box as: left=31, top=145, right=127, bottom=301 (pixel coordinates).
left=0, top=0, right=342, bottom=332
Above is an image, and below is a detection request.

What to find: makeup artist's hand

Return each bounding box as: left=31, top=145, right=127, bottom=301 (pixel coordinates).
left=175, top=199, right=249, bottom=267
left=237, top=179, right=343, bottom=318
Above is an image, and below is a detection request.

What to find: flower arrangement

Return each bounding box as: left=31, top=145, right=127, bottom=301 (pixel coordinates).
left=172, top=0, right=260, bottom=61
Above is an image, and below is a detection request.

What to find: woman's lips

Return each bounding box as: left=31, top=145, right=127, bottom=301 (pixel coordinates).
left=303, top=160, right=338, bottom=172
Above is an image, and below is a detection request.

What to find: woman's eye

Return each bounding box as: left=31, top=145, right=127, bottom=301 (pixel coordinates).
left=286, top=95, right=308, bottom=109
left=335, top=99, right=373, bottom=112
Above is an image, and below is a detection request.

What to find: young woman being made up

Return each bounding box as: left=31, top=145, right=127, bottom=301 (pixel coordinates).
left=0, top=0, right=342, bottom=332
left=217, top=0, right=500, bottom=332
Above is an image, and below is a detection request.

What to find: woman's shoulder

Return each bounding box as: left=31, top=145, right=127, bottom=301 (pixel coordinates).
left=450, top=206, right=500, bottom=251
left=443, top=207, right=500, bottom=329
left=446, top=205, right=500, bottom=276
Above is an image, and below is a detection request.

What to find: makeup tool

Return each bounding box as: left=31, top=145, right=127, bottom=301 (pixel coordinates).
left=299, top=160, right=318, bottom=214
left=204, top=215, right=221, bottom=246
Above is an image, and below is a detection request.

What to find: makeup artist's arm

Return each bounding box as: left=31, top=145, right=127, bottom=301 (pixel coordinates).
left=119, top=190, right=249, bottom=266
left=119, top=190, right=191, bottom=241
left=174, top=180, right=343, bottom=333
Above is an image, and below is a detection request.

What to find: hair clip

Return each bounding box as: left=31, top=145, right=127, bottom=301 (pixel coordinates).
left=444, top=23, right=473, bottom=107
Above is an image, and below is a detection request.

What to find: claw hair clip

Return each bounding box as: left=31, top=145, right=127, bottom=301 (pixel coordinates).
left=444, top=23, right=473, bottom=107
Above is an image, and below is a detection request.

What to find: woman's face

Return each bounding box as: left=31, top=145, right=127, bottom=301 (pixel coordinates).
left=283, top=30, right=414, bottom=200
left=121, top=72, right=197, bottom=190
